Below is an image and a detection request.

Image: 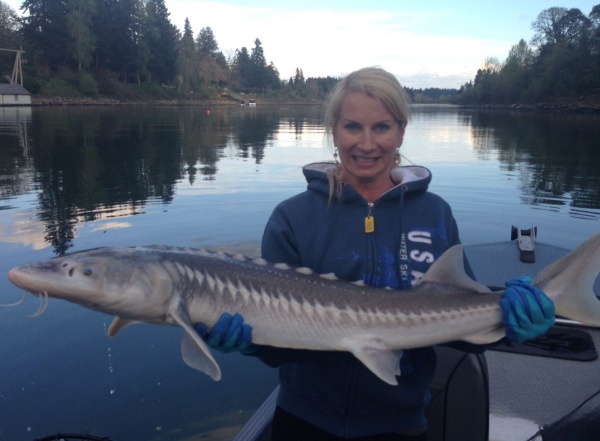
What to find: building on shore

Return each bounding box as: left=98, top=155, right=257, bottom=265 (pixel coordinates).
left=0, top=84, right=31, bottom=106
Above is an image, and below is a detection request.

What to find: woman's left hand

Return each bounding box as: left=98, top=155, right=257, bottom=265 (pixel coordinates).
left=500, top=278, right=556, bottom=343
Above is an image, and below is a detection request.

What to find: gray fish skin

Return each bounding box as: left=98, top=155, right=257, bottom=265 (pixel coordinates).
left=7, top=232, right=600, bottom=385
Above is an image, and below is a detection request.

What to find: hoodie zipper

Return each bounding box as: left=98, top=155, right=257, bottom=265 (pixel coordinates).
left=365, top=202, right=376, bottom=285
left=365, top=202, right=375, bottom=233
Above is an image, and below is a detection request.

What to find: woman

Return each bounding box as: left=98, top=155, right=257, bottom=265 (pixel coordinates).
left=196, top=67, right=555, bottom=440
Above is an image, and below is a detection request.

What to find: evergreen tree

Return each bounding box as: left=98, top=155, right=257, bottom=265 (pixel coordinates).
left=294, top=67, right=305, bottom=85
left=193, top=25, right=228, bottom=89
left=232, top=46, right=251, bottom=91
left=248, top=38, right=265, bottom=90
left=93, top=0, right=147, bottom=83
left=21, top=0, right=71, bottom=68
left=266, top=61, right=280, bottom=89
left=144, top=0, right=179, bottom=84
left=250, top=38, right=266, bottom=67
left=177, top=18, right=197, bottom=92
left=196, top=26, right=219, bottom=55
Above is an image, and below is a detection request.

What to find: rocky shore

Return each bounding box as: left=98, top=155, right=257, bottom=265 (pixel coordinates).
left=29, top=96, right=600, bottom=113
left=462, top=94, right=600, bottom=114
left=29, top=95, right=323, bottom=106
left=30, top=96, right=232, bottom=106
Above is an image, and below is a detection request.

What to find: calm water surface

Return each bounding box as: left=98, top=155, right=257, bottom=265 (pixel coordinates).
left=0, top=104, right=599, bottom=441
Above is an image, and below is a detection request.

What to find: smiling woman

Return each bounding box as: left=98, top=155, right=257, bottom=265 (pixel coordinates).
left=326, top=68, right=410, bottom=202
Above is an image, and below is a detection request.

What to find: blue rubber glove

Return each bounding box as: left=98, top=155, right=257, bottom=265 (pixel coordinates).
left=500, top=278, right=555, bottom=343
left=194, top=313, right=257, bottom=354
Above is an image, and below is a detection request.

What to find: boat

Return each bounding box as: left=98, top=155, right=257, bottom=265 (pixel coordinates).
left=248, top=99, right=256, bottom=107
left=234, top=227, right=600, bottom=441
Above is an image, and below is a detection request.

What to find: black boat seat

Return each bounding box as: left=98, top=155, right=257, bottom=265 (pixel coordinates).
left=426, top=346, right=489, bottom=441
left=234, top=346, right=489, bottom=441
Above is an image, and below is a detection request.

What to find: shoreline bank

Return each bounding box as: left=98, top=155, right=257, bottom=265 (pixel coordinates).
left=6, top=96, right=598, bottom=114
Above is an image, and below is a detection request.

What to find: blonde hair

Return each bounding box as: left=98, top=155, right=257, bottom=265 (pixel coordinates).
left=323, top=67, right=411, bottom=199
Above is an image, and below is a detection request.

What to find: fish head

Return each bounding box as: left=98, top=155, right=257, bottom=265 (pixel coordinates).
left=8, top=247, right=174, bottom=317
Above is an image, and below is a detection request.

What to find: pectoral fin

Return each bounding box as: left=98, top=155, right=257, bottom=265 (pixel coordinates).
left=107, top=317, right=141, bottom=337
left=169, top=303, right=221, bottom=381
left=344, top=337, right=403, bottom=385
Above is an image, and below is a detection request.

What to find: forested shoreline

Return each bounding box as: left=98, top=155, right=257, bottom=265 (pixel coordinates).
left=0, top=1, right=599, bottom=108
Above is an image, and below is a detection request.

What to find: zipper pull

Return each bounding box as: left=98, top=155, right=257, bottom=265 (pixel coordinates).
left=365, top=203, right=375, bottom=233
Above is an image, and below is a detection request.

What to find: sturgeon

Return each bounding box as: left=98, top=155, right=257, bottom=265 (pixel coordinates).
left=7, top=232, right=600, bottom=385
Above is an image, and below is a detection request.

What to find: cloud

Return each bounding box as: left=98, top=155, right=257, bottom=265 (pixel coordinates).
left=174, top=2, right=513, bottom=88
left=5, top=0, right=516, bottom=88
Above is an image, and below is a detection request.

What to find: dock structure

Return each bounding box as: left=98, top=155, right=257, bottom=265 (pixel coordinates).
left=0, top=48, right=31, bottom=106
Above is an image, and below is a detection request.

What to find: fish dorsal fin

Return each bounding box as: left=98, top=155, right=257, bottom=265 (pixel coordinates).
left=420, top=245, right=490, bottom=293
left=108, top=317, right=141, bottom=337
left=168, top=302, right=221, bottom=381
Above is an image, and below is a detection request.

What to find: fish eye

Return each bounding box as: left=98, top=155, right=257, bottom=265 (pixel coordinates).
left=83, top=268, right=93, bottom=276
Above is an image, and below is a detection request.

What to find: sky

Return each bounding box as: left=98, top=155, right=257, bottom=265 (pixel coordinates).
left=4, top=0, right=599, bottom=88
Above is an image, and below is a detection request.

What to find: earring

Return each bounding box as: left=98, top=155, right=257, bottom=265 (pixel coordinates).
left=333, top=147, right=339, bottom=164
left=394, top=148, right=401, bottom=165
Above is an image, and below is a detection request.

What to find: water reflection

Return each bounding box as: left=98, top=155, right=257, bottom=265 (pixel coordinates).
left=1, top=106, right=323, bottom=255
left=464, top=110, right=600, bottom=213
left=0, top=105, right=598, bottom=256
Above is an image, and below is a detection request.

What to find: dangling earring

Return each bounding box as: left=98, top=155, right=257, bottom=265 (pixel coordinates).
left=394, top=148, right=401, bottom=165
left=333, top=147, right=339, bottom=164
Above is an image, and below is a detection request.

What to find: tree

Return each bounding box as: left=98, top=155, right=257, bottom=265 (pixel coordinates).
left=531, top=7, right=590, bottom=47
left=192, top=26, right=229, bottom=89
left=250, top=38, right=266, bottom=68
left=530, top=8, right=592, bottom=98
left=498, top=39, right=534, bottom=102
left=231, top=46, right=251, bottom=91
left=506, top=39, right=534, bottom=67
left=589, top=5, right=600, bottom=88
left=0, top=1, right=20, bottom=39
left=248, top=38, right=267, bottom=91
left=266, top=61, right=280, bottom=89
left=294, top=67, right=304, bottom=86
left=65, top=0, right=96, bottom=71
left=144, top=0, right=179, bottom=84
left=21, top=0, right=71, bottom=68
left=177, top=17, right=196, bottom=92
left=0, top=1, right=21, bottom=57
left=92, top=0, right=148, bottom=83
left=0, top=1, right=22, bottom=77
left=196, top=26, right=218, bottom=55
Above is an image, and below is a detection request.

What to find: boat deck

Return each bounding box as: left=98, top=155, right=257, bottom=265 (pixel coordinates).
left=466, top=240, right=600, bottom=440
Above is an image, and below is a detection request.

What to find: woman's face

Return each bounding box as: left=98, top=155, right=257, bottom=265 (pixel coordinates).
left=333, top=91, right=405, bottom=191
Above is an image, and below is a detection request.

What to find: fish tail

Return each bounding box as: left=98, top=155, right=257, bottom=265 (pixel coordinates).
left=533, top=232, right=600, bottom=326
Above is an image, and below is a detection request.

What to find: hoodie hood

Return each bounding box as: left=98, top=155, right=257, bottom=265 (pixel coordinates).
left=302, top=161, right=432, bottom=202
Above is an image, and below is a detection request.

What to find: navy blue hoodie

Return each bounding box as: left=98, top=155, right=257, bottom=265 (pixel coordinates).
left=257, top=162, right=465, bottom=437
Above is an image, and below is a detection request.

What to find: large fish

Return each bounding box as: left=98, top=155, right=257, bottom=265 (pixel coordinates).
left=7, top=232, right=600, bottom=385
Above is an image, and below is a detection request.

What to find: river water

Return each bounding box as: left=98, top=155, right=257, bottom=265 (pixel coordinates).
left=0, top=104, right=599, bottom=440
